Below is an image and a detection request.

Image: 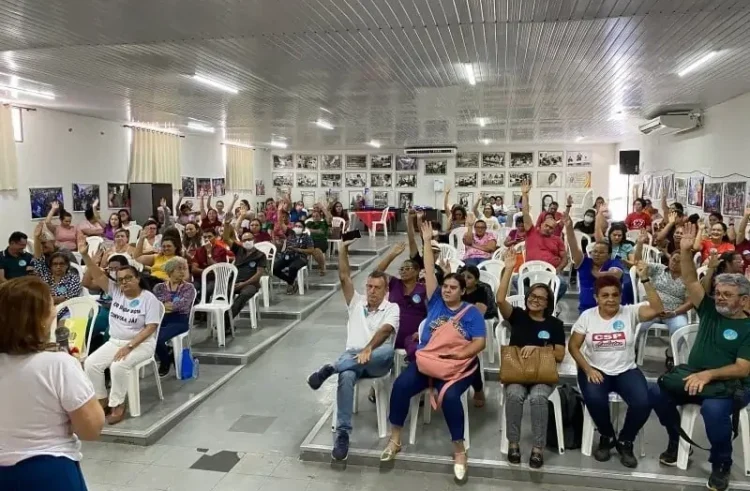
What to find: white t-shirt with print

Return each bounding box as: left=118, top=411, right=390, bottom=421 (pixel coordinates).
left=108, top=286, right=162, bottom=340
left=0, top=352, right=95, bottom=465
left=346, top=291, right=400, bottom=351
left=572, top=303, right=644, bottom=376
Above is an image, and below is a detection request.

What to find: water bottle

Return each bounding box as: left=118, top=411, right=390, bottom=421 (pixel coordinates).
left=180, top=348, right=193, bottom=379
left=192, top=358, right=200, bottom=379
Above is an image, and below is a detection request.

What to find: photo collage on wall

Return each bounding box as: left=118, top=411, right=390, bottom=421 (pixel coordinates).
left=180, top=176, right=227, bottom=197
left=641, top=172, right=750, bottom=217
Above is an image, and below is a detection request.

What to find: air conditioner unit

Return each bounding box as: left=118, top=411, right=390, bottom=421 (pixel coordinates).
left=638, top=111, right=701, bottom=136
left=403, top=146, right=458, bottom=157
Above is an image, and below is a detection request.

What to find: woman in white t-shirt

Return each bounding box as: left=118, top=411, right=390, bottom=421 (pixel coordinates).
left=0, top=276, right=104, bottom=490
left=79, top=243, right=163, bottom=425
left=568, top=267, right=663, bottom=470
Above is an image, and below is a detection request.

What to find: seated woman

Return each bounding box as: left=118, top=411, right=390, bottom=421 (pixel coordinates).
left=0, top=276, right=104, bottom=491
left=78, top=201, right=105, bottom=238
left=96, top=229, right=136, bottom=268
left=330, top=201, right=348, bottom=226
left=568, top=271, right=663, bottom=469
left=45, top=201, right=78, bottom=251
left=564, top=215, right=630, bottom=313
left=152, top=257, right=196, bottom=377
left=135, top=235, right=182, bottom=288
left=247, top=218, right=273, bottom=244
left=42, top=252, right=82, bottom=308
left=138, top=220, right=160, bottom=254
left=199, top=194, right=222, bottom=234
left=83, top=254, right=131, bottom=354
left=472, top=200, right=500, bottom=232
left=496, top=248, right=565, bottom=468
left=574, top=209, right=597, bottom=236
left=461, top=217, right=497, bottom=267
left=80, top=243, right=163, bottom=425
left=700, top=250, right=744, bottom=296
left=304, top=207, right=330, bottom=276
left=272, top=211, right=292, bottom=248
left=696, top=221, right=735, bottom=264
left=595, top=211, right=635, bottom=268
left=102, top=212, right=121, bottom=245
left=182, top=222, right=202, bottom=260
left=381, top=221, right=485, bottom=481
left=624, top=198, right=652, bottom=230
left=440, top=190, right=467, bottom=243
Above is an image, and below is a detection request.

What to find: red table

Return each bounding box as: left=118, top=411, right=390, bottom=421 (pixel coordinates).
left=354, top=210, right=395, bottom=230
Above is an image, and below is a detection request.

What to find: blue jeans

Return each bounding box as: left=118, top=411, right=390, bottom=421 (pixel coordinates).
left=512, top=274, right=568, bottom=301
left=638, top=314, right=690, bottom=336
left=155, top=313, right=189, bottom=366
left=388, top=359, right=480, bottom=441
left=0, top=455, right=88, bottom=490
left=462, top=257, right=487, bottom=267
left=334, top=345, right=394, bottom=434
left=648, top=382, right=750, bottom=465
left=577, top=367, right=651, bottom=442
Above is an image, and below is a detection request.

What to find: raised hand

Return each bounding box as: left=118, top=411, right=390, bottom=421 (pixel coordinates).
left=234, top=193, right=239, bottom=200
left=561, top=212, right=573, bottom=228
left=51, top=200, right=60, bottom=211
left=668, top=211, right=677, bottom=224
left=635, top=260, right=649, bottom=281
left=707, top=251, right=722, bottom=269
left=680, top=223, right=697, bottom=251
left=745, top=207, right=750, bottom=219
left=93, top=198, right=99, bottom=209
left=390, top=242, right=407, bottom=256
left=520, top=180, right=531, bottom=194
left=637, top=229, right=649, bottom=244
left=178, top=189, right=184, bottom=197
left=420, top=220, right=434, bottom=241
left=444, top=185, right=452, bottom=195
left=503, top=248, right=517, bottom=268
left=407, top=208, right=416, bottom=217
left=567, top=195, right=574, bottom=207
left=160, top=197, right=167, bottom=207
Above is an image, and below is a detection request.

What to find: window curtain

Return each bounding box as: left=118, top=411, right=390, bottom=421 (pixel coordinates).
left=0, top=105, right=18, bottom=190
left=226, top=144, right=254, bottom=190
left=128, top=127, right=181, bottom=188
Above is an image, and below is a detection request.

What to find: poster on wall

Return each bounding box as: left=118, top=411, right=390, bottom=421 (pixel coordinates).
left=455, top=172, right=477, bottom=187
left=395, top=173, right=417, bottom=188
left=181, top=177, right=196, bottom=197
left=296, top=173, right=318, bottom=188
left=370, top=154, right=393, bottom=169
left=398, top=192, right=414, bottom=209
left=372, top=191, right=390, bottom=209
left=457, top=192, right=474, bottom=209
left=72, top=184, right=100, bottom=212
left=722, top=182, right=746, bottom=216
left=370, top=173, right=393, bottom=187
left=272, top=172, right=293, bottom=187
left=511, top=191, right=523, bottom=208
left=296, top=154, right=318, bottom=170
left=674, top=177, right=688, bottom=204
left=703, top=182, right=722, bottom=213
left=255, top=179, right=265, bottom=196
left=481, top=171, right=505, bottom=186
left=568, top=191, right=589, bottom=207
left=541, top=191, right=558, bottom=211
left=424, top=159, right=447, bottom=175
left=325, top=189, right=340, bottom=204
left=664, top=173, right=674, bottom=200
left=508, top=172, right=532, bottom=187
left=642, top=175, right=652, bottom=199
left=395, top=156, right=417, bottom=171
left=566, top=170, right=591, bottom=189
left=195, top=178, right=211, bottom=196
left=538, top=151, right=563, bottom=167
left=300, top=191, right=316, bottom=209
left=272, top=154, right=293, bottom=169
left=537, top=171, right=562, bottom=187
left=107, top=183, right=130, bottom=208
left=321, top=173, right=342, bottom=188
left=345, top=173, right=366, bottom=188
left=456, top=153, right=479, bottom=168
left=566, top=151, right=591, bottom=167
left=211, top=178, right=226, bottom=196
left=345, top=155, right=367, bottom=170
left=481, top=153, right=505, bottom=168
left=482, top=191, right=505, bottom=206
left=688, top=176, right=704, bottom=207
left=321, top=155, right=342, bottom=170
left=30, top=187, right=64, bottom=220
left=653, top=176, right=663, bottom=200
left=509, top=152, right=534, bottom=168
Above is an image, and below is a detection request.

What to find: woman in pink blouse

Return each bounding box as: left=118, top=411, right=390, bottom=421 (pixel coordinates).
left=44, top=201, right=77, bottom=251
left=78, top=200, right=105, bottom=238
left=462, top=216, right=497, bottom=267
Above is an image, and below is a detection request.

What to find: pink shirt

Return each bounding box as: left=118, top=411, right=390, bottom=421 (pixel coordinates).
left=525, top=226, right=565, bottom=268
left=78, top=219, right=103, bottom=236
left=54, top=225, right=78, bottom=250
left=464, top=232, right=496, bottom=260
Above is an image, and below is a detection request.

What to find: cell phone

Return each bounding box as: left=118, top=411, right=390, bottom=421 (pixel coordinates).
left=342, top=230, right=361, bottom=242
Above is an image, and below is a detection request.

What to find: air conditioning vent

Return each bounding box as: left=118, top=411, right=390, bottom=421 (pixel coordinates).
left=638, top=111, right=701, bottom=136
left=403, top=146, right=458, bottom=157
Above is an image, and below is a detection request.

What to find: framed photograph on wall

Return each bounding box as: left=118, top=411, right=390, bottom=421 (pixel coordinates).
left=509, top=152, right=534, bottom=168
left=664, top=173, right=675, bottom=200
left=481, top=152, right=505, bottom=168
left=457, top=192, right=474, bottom=210
left=703, top=182, right=722, bottom=213
left=569, top=191, right=589, bottom=206
left=370, top=154, right=393, bottom=169
left=181, top=177, right=196, bottom=197
left=72, top=184, right=100, bottom=212
left=540, top=191, right=558, bottom=211
left=272, top=172, right=293, bottom=187
left=300, top=191, right=316, bottom=209
left=370, top=172, right=393, bottom=187
left=296, top=173, right=318, bottom=188
left=372, top=191, right=390, bottom=208
left=688, top=176, right=704, bottom=207
left=296, top=154, right=318, bottom=170
left=455, top=172, right=477, bottom=187
left=511, top=191, right=523, bottom=208
left=566, top=171, right=591, bottom=188
left=395, top=173, right=417, bottom=188
left=255, top=179, right=265, bottom=196
left=566, top=151, right=591, bottom=167
left=722, top=181, right=746, bottom=216
left=398, top=192, right=414, bottom=210
left=107, top=183, right=130, bottom=208
left=395, top=156, right=417, bottom=171
left=481, top=171, right=505, bottom=186
left=653, top=176, right=663, bottom=200
left=345, top=154, right=367, bottom=169
left=273, top=154, right=293, bottom=169
left=345, top=173, right=367, bottom=188
left=29, top=187, right=64, bottom=220
left=195, top=178, right=211, bottom=195
left=211, top=178, right=226, bottom=196
left=508, top=172, right=532, bottom=187
left=424, top=159, right=447, bottom=175
left=456, top=152, right=479, bottom=168
left=537, top=171, right=562, bottom=187
left=321, top=173, right=342, bottom=188
left=321, top=155, right=342, bottom=170
left=348, top=191, right=364, bottom=209
left=538, top=151, right=563, bottom=167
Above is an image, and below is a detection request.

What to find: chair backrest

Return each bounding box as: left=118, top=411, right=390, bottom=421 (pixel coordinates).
left=479, top=270, right=499, bottom=294
left=70, top=262, right=84, bottom=281
left=199, top=263, right=238, bottom=304
left=671, top=323, right=700, bottom=365
left=85, top=236, right=104, bottom=256
left=57, top=296, right=99, bottom=358
left=585, top=243, right=596, bottom=257
left=437, top=243, right=458, bottom=261
left=127, top=224, right=142, bottom=244
left=254, top=242, right=277, bottom=272
left=629, top=266, right=640, bottom=303
left=446, top=258, right=464, bottom=273
left=477, top=259, right=504, bottom=279
left=697, top=266, right=708, bottom=282
left=25, top=238, right=34, bottom=254
left=492, top=247, right=507, bottom=260
left=513, top=241, right=526, bottom=260
left=174, top=222, right=185, bottom=235
left=331, top=216, right=346, bottom=231
left=651, top=218, right=663, bottom=234
left=517, top=270, right=560, bottom=309
left=693, top=251, right=702, bottom=267
left=518, top=260, right=555, bottom=276
left=379, top=207, right=390, bottom=222
left=642, top=244, right=662, bottom=264
left=448, top=227, right=467, bottom=256
left=348, top=212, right=356, bottom=224
left=417, top=319, right=426, bottom=340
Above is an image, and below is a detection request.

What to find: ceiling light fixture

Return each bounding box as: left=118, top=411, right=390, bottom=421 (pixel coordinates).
left=187, top=122, right=215, bottom=133
left=477, top=117, right=487, bottom=127
left=482, top=138, right=491, bottom=145
left=190, top=74, right=239, bottom=94
left=127, top=122, right=182, bottom=135
left=315, top=119, right=334, bottom=130
left=223, top=141, right=254, bottom=149
left=367, top=140, right=381, bottom=148
left=270, top=140, right=288, bottom=149
left=575, top=136, right=585, bottom=142
left=320, top=107, right=332, bottom=114
left=464, top=63, right=476, bottom=86
left=0, top=84, right=55, bottom=100
left=678, top=51, right=718, bottom=77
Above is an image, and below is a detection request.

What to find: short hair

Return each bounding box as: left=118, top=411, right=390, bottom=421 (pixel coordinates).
left=594, top=275, right=622, bottom=294
left=367, top=270, right=388, bottom=286
left=59, top=208, right=72, bottom=220
left=216, top=200, right=224, bottom=206
left=114, top=228, right=130, bottom=239
left=474, top=219, right=486, bottom=227
left=402, top=258, right=421, bottom=270
left=241, top=199, right=251, bottom=208
left=716, top=252, right=742, bottom=275
left=108, top=254, right=130, bottom=267
left=85, top=207, right=95, bottom=221
left=119, top=209, right=131, bottom=218
left=714, top=273, right=750, bottom=296
left=162, top=256, right=188, bottom=275
left=584, top=208, right=596, bottom=218
left=0, top=277, right=53, bottom=354
left=294, top=220, right=305, bottom=228
left=526, top=283, right=555, bottom=318
left=144, top=219, right=158, bottom=228
left=203, top=228, right=216, bottom=236
left=543, top=213, right=556, bottom=222
left=672, top=202, right=684, bottom=214
left=688, top=213, right=701, bottom=225
left=549, top=201, right=559, bottom=208
left=8, top=231, right=27, bottom=244
left=633, top=198, right=646, bottom=208
left=452, top=206, right=467, bottom=218
left=592, top=239, right=613, bottom=255
left=460, top=265, right=480, bottom=280
left=49, top=251, right=71, bottom=267
left=710, top=211, right=724, bottom=222
left=442, top=272, right=467, bottom=290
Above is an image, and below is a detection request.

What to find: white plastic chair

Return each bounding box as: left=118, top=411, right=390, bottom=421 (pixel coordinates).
left=518, top=260, right=556, bottom=276
left=516, top=269, right=561, bottom=312
left=449, top=227, right=468, bottom=257
left=581, top=394, right=645, bottom=459
left=331, top=375, right=391, bottom=439
left=438, top=243, right=458, bottom=262
left=697, top=266, right=708, bottom=283
left=445, top=258, right=465, bottom=273
left=477, top=259, right=504, bottom=280
left=642, top=244, right=662, bottom=264
left=492, top=247, right=507, bottom=261
left=128, top=302, right=166, bottom=417
left=126, top=224, right=142, bottom=245
left=168, top=285, right=197, bottom=379
left=328, top=216, right=347, bottom=257
left=254, top=242, right=276, bottom=308
left=57, top=297, right=99, bottom=360
left=70, top=262, right=84, bottom=282
left=408, top=321, right=471, bottom=448
left=626, top=230, right=651, bottom=245
left=191, top=263, right=238, bottom=347
left=85, top=236, right=104, bottom=256
left=513, top=242, right=526, bottom=261
left=25, top=238, right=34, bottom=254
left=479, top=270, right=499, bottom=295
left=370, top=208, right=390, bottom=237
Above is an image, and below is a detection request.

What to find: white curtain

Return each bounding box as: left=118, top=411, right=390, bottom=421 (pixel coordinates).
left=128, top=128, right=181, bottom=188
left=226, top=144, right=254, bottom=191
left=0, top=105, right=18, bottom=190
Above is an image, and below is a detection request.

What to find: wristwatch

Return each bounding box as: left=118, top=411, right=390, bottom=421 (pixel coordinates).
left=127, top=343, right=135, bottom=350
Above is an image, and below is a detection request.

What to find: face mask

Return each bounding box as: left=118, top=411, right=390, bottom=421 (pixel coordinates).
left=242, top=241, right=254, bottom=250
left=584, top=216, right=594, bottom=224
left=293, top=227, right=303, bottom=235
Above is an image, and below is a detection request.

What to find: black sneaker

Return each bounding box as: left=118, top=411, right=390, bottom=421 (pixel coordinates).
left=707, top=462, right=731, bottom=491
left=529, top=449, right=544, bottom=469
left=659, top=440, right=679, bottom=466
left=594, top=435, right=615, bottom=462
left=307, top=364, right=335, bottom=390
left=331, top=431, right=349, bottom=461
left=616, top=440, right=638, bottom=468
left=158, top=362, right=171, bottom=378
left=507, top=445, right=521, bottom=464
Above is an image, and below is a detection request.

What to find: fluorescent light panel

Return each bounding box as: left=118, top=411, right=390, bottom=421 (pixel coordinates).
left=482, top=138, right=491, bottom=145
left=191, top=74, right=239, bottom=94
left=477, top=117, right=487, bottom=127
left=223, top=141, right=254, bottom=149
left=464, top=63, right=476, bottom=85
left=187, top=121, right=215, bottom=133
left=678, top=51, right=718, bottom=77
left=367, top=140, right=381, bottom=148
left=315, top=119, right=334, bottom=130
left=270, top=140, right=288, bottom=148
left=0, top=84, right=55, bottom=100
left=575, top=136, right=585, bottom=142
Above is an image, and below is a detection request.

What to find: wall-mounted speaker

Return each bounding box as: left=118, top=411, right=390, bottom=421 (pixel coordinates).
left=619, top=150, right=640, bottom=175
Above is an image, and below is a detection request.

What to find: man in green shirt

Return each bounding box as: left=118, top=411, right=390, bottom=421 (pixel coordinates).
left=649, top=223, right=750, bottom=491
left=0, top=232, right=34, bottom=283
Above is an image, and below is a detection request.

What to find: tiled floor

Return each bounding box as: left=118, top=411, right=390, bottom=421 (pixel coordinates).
left=81, top=238, right=629, bottom=491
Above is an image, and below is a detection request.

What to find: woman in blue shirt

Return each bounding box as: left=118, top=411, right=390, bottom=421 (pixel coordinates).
left=595, top=218, right=635, bottom=268
left=381, top=221, right=485, bottom=482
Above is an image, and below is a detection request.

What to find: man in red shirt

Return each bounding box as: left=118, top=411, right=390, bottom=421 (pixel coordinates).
left=191, top=229, right=229, bottom=281
left=534, top=195, right=574, bottom=236
left=518, top=181, right=569, bottom=300
left=625, top=198, right=652, bottom=230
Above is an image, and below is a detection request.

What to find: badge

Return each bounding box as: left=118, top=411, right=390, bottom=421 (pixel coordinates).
left=538, top=330, right=550, bottom=340
left=284, top=255, right=290, bottom=260
left=250, top=262, right=256, bottom=267
left=18, top=260, right=26, bottom=267
left=129, top=299, right=140, bottom=308
left=612, top=320, right=625, bottom=332
left=723, top=329, right=738, bottom=341
left=412, top=293, right=421, bottom=304
left=56, top=286, right=67, bottom=295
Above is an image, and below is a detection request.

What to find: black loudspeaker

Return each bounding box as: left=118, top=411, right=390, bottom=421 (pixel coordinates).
left=619, top=150, right=640, bottom=175
left=128, top=183, right=174, bottom=224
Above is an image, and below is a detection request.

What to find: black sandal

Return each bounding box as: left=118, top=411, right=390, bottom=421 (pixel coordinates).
left=507, top=445, right=521, bottom=464
left=529, top=449, right=544, bottom=469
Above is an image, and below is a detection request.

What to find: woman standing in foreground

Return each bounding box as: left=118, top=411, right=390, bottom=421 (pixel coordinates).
left=0, top=277, right=104, bottom=490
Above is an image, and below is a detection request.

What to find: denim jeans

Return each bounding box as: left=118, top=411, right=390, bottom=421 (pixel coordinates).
left=648, top=382, right=750, bottom=465
left=334, top=345, right=394, bottom=434
left=462, top=257, right=487, bottom=267
left=155, top=313, right=190, bottom=367
left=638, top=314, right=690, bottom=336
left=512, top=273, right=568, bottom=301
left=577, top=367, right=651, bottom=442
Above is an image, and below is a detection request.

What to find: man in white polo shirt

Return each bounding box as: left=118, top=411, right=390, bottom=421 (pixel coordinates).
left=306, top=239, right=400, bottom=461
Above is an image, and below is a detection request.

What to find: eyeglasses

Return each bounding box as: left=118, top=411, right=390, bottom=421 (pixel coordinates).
left=528, top=293, right=549, bottom=303
left=117, top=275, right=136, bottom=284
left=51, top=262, right=67, bottom=266
left=715, top=291, right=739, bottom=300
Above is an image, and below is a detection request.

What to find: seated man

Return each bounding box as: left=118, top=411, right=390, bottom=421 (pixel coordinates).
left=649, top=223, right=750, bottom=491
left=0, top=231, right=34, bottom=282
left=273, top=221, right=314, bottom=294
left=190, top=228, right=229, bottom=296
left=306, top=239, right=400, bottom=461
left=221, top=218, right=267, bottom=320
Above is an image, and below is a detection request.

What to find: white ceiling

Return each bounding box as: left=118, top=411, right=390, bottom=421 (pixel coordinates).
left=1, top=0, right=749, bottom=147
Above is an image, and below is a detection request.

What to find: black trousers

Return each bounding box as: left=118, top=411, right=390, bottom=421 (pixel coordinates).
left=273, top=255, right=308, bottom=285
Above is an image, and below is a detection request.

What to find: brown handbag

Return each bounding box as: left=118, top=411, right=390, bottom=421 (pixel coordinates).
left=499, top=345, right=559, bottom=385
